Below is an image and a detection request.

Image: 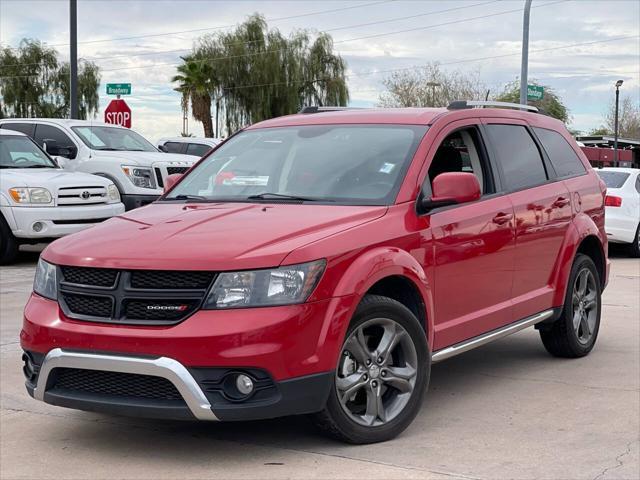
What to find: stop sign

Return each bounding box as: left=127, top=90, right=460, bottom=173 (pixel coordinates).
left=104, top=99, right=131, bottom=128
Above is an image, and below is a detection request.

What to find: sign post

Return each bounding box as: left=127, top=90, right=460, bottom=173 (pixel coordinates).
left=527, top=85, right=544, bottom=102
left=104, top=99, right=132, bottom=128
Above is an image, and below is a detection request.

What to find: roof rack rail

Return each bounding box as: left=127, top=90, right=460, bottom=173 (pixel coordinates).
left=298, top=106, right=366, bottom=114
left=447, top=100, right=539, bottom=113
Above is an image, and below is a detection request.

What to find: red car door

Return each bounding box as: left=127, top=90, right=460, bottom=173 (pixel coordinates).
left=483, top=121, right=573, bottom=320
left=418, top=120, right=516, bottom=351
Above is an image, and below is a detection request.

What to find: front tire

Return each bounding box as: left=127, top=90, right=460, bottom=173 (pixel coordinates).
left=312, top=295, right=430, bottom=444
left=0, top=215, right=19, bottom=265
left=540, top=254, right=601, bottom=358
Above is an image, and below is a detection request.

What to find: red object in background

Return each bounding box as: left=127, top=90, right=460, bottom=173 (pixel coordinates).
left=605, top=195, right=623, bottom=207
left=580, top=146, right=632, bottom=167
left=104, top=99, right=131, bottom=128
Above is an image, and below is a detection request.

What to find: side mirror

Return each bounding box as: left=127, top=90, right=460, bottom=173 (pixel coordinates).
left=419, top=172, right=481, bottom=213
left=164, top=173, right=183, bottom=193
left=158, top=144, right=168, bottom=153
left=44, top=140, right=77, bottom=159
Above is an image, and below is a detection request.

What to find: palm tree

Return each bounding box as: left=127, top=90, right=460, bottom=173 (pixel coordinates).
left=172, top=58, right=214, bottom=137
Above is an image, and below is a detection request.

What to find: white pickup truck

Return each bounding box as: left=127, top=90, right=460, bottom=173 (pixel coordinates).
left=0, top=129, right=124, bottom=264
left=0, top=119, right=198, bottom=210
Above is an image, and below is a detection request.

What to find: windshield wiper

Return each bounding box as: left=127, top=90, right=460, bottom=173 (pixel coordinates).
left=93, top=147, right=119, bottom=151
left=167, top=194, right=209, bottom=201
left=24, top=165, right=52, bottom=168
left=246, top=192, right=329, bottom=202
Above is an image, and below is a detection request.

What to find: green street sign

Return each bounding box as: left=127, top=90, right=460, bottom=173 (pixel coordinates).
left=106, top=83, right=131, bottom=95
left=527, top=84, right=544, bottom=101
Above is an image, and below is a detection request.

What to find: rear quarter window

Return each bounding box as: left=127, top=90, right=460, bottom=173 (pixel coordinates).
left=597, top=171, right=630, bottom=189
left=533, top=127, right=586, bottom=178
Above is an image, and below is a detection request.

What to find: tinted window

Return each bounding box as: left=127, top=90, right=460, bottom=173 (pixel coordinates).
left=0, top=123, right=34, bottom=137
left=486, top=125, right=547, bottom=190
left=163, top=142, right=183, bottom=153
left=34, top=124, right=74, bottom=148
left=534, top=127, right=586, bottom=177
left=597, top=171, right=630, bottom=188
left=186, top=143, right=211, bottom=157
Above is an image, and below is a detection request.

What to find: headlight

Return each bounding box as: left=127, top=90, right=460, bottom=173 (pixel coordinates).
left=33, top=258, right=57, bottom=300
left=204, top=260, right=325, bottom=309
left=9, top=187, right=52, bottom=204
left=121, top=165, right=156, bottom=189
left=107, top=183, right=121, bottom=202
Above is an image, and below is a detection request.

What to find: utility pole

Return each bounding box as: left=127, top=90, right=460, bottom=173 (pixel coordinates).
left=69, top=0, right=79, bottom=119
left=614, top=79, right=624, bottom=166
left=519, top=0, right=533, bottom=107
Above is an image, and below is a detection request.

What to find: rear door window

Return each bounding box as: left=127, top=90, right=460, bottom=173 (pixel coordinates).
left=485, top=124, right=548, bottom=191
left=186, top=143, right=211, bottom=157
left=0, top=122, right=35, bottom=137
left=533, top=127, right=586, bottom=177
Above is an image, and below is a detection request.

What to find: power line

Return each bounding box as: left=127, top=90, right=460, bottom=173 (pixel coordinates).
left=0, top=0, right=396, bottom=51
left=2, top=0, right=501, bottom=69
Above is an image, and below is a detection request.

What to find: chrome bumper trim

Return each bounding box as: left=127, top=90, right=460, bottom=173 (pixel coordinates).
left=432, top=309, right=554, bottom=363
left=34, top=348, right=218, bottom=421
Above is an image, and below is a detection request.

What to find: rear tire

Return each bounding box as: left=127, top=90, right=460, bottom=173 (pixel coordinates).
left=312, top=295, right=430, bottom=444
left=629, top=224, right=640, bottom=258
left=0, top=215, right=19, bottom=265
left=540, top=254, right=601, bottom=358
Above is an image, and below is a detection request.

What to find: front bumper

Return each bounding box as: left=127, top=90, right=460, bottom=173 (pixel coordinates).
left=2, top=203, right=124, bottom=239
left=21, top=294, right=355, bottom=421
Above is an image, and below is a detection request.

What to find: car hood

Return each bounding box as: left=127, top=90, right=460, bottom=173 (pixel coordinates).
left=89, top=150, right=199, bottom=165
left=43, top=202, right=387, bottom=270
left=0, top=168, right=112, bottom=189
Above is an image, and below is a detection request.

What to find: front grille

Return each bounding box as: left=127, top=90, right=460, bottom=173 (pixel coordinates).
left=57, top=266, right=215, bottom=325
left=167, top=166, right=189, bottom=176
left=57, top=186, right=108, bottom=206
left=53, top=368, right=182, bottom=400
left=130, top=270, right=215, bottom=290
left=61, top=266, right=118, bottom=287
left=124, top=299, right=199, bottom=321
left=62, top=293, right=113, bottom=317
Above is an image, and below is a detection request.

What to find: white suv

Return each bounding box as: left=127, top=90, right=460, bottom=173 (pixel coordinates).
left=0, top=119, right=198, bottom=210
left=0, top=129, right=124, bottom=264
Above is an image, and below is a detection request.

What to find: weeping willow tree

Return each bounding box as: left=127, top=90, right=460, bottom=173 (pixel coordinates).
left=175, top=15, right=349, bottom=136
left=0, top=39, right=100, bottom=119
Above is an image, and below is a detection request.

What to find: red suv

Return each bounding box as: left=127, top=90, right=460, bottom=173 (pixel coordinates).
left=21, top=102, right=609, bottom=443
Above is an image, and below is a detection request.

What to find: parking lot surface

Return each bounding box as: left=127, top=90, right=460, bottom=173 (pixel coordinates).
left=1, top=250, right=638, bottom=480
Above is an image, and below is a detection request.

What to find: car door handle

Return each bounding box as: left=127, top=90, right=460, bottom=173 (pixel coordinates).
left=553, top=197, right=570, bottom=208
left=492, top=212, right=513, bottom=225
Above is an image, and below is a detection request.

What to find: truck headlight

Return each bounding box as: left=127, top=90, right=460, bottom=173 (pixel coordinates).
left=33, top=258, right=57, bottom=300
left=121, top=166, right=156, bottom=189
left=107, top=184, right=121, bottom=202
left=204, top=260, right=325, bottom=309
left=9, top=187, right=52, bottom=204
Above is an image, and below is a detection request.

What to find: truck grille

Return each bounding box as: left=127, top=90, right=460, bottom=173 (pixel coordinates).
left=57, top=186, right=108, bottom=206
left=154, top=165, right=191, bottom=188
left=166, top=166, right=189, bottom=176
left=52, top=368, right=182, bottom=400
left=57, top=266, right=216, bottom=325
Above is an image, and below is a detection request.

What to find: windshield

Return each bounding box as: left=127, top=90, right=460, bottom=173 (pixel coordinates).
left=164, top=124, right=428, bottom=205
left=597, top=170, right=630, bottom=189
left=0, top=135, right=56, bottom=169
left=72, top=126, right=157, bottom=152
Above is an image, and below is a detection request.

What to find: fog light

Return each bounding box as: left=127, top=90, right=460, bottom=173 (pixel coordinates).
left=32, top=222, right=44, bottom=232
left=235, top=374, right=254, bottom=395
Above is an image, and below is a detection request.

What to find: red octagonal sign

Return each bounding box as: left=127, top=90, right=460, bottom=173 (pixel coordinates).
left=104, top=99, right=132, bottom=128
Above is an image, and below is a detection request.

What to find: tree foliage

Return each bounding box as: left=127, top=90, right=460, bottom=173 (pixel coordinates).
left=603, top=95, right=640, bottom=139
left=172, top=60, right=215, bottom=137
left=495, top=80, right=569, bottom=123
left=378, top=62, right=487, bottom=108
left=174, top=15, right=349, bottom=136
left=0, top=39, right=100, bottom=119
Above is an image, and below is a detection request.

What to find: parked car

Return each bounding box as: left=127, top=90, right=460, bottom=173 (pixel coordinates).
left=22, top=102, right=609, bottom=443
left=157, top=136, right=222, bottom=157
left=0, top=119, right=197, bottom=210
left=0, top=129, right=123, bottom=264
left=596, top=167, right=640, bottom=257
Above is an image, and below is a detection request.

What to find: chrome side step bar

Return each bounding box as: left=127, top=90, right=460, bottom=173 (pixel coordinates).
left=431, top=309, right=554, bottom=363
left=34, top=348, right=219, bottom=421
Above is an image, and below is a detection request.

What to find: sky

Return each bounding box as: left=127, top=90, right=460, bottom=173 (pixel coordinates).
left=1, top=0, right=639, bottom=142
